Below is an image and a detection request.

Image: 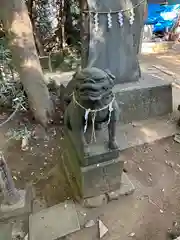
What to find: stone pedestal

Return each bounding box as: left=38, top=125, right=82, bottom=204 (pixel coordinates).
left=62, top=127, right=124, bottom=199
left=81, top=158, right=123, bottom=198
left=0, top=185, right=34, bottom=222
left=114, top=73, right=173, bottom=123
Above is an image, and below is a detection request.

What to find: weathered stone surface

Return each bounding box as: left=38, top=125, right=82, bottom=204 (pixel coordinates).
left=32, top=199, right=47, bottom=213
left=83, top=143, right=120, bottom=167
left=81, top=158, right=124, bottom=198
left=62, top=131, right=123, bottom=199
left=29, top=201, right=80, bottom=240
left=0, top=223, right=12, bottom=240
left=66, top=129, right=120, bottom=167
left=63, top=67, right=120, bottom=167
left=84, top=220, right=96, bottom=228
left=81, top=0, right=145, bottom=84
left=83, top=195, right=107, bottom=208
left=1, top=190, right=26, bottom=213
left=107, top=173, right=135, bottom=201
left=114, top=73, right=172, bottom=123
left=0, top=185, right=34, bottom=222
left=12, top=219, right=26, bottom=239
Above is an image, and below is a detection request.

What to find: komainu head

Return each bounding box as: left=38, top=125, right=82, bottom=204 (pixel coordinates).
left=73, top=67, right=115, bottom=102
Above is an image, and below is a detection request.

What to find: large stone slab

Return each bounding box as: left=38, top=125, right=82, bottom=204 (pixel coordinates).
left=81, top=0, right=145, bottom=84
left=64, top=111, right=177, bottom=168
left=29, top=201, right=80, bottom=240
left=0, top=184, right=34, bottom=222
left=114, top=73, right=172, bottom=123
left=0, top=223, right=12, bottom=240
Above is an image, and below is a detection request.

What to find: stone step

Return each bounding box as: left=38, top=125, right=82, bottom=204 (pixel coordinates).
left=45, top=71, right=173, bottom=123
left=75, top=112, right=178, bottom=164
left=114, top=73, right=173, bottom=123
left=64, top=111, right=178, bottom=168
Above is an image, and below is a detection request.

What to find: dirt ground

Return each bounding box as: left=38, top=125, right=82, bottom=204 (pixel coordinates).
left=68, top=137, right=180, bottom=240
left=2, top=50, right=180, bottom=239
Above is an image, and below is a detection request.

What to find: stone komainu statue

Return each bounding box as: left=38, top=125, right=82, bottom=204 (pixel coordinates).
left=63, top=67, right=120, bottom=154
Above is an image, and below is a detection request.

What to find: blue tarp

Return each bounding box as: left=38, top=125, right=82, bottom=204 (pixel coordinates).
left=145, top=4, right=180, bottom=32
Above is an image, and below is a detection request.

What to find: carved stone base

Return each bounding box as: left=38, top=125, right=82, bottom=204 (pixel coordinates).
left=82, top=173, right=135, bottom=208
left=0, top=185, right=34, bottom=222
left=106, top=172, right=135, bottom=201
left=0, top=190, right=26, bottom=213
left=62, top=130, right=124, bottom=200
left=81, top=158, right=124, bottom=198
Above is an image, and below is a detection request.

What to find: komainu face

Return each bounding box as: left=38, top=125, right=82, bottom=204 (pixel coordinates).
left=73, top=67, right=115, bottom=103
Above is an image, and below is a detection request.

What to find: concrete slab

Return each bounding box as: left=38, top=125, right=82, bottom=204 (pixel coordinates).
left=74, top=112, right=179, bottom=160
left=29, top=201, right=80, bottom=240
left=117, top=113, right=179, bottom=151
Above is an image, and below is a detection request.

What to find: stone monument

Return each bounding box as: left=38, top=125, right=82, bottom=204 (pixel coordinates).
left=63, top=67, right=131, bottom=201
left=80, top=0, right=172, bottom=124
left=80, top=0, right=146, bottom=83
left=62, top=0, right=173, bottom=203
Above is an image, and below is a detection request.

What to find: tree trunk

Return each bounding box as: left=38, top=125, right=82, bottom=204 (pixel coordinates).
left=56, top=0, right=65, bottom=49
left=64, top=0, right=73, bottom=45
left=33, top=25, right=45, bottom=56
left=80, top=0, right=90, bottom=68
left=0, top=0, right=54, bottom=127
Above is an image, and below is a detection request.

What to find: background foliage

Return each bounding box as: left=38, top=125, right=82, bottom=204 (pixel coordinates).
left=0, top=0, right=81, bottom=110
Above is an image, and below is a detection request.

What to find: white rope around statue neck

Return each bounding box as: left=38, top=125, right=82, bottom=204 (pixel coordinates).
left=72, top=92, right=115, bottom=143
